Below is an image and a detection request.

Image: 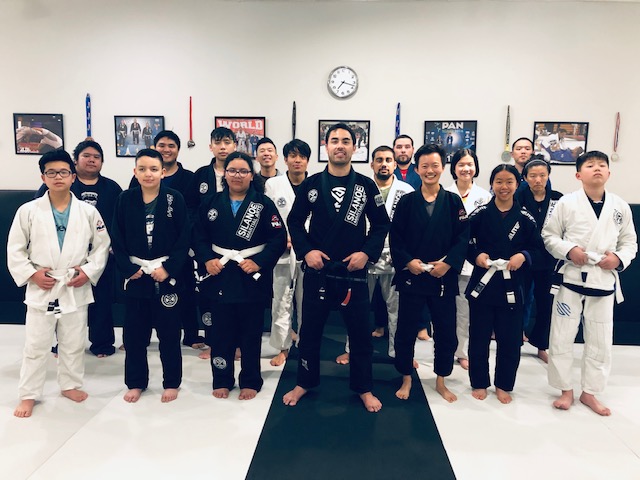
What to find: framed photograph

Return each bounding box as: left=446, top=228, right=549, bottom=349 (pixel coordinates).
left=533, top=122, right=588, bottom=165
left=214, top=116, right=266, bottom=157
left=114, top=115, right=165, bottom=157
left=14, top=113, right=64, bottom=155
left=424, top=121, right=477, bottom=164
left=318, top=120, right=370, bottom=163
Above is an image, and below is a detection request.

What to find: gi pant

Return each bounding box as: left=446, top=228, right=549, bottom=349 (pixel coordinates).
left=19, top=305, right=88, bottom=400
left=210, top=302, right=265, bottom=392
left=454, top=275, right=470, bottom=360
left=269, top=263, right=304, bottom=351
left=395, top=292, right=457, bottom=377
left=88, top=256, right=116, bottom=356
left=297, top=271, right=373, bottom=394
left=527, top=269, right=554, bottom=351
left=124, top=296, right=182, bottom=390
left=548, top=287, right=614, bottom=395
left=468, top=301, right=522, bottom=391
left=180, top=260, right=204, bottom=346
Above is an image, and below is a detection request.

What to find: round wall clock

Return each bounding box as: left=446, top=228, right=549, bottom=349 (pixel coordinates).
left=327, top=66, right=359, bottom=99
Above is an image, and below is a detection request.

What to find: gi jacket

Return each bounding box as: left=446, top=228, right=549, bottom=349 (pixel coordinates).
left=287, top=168, right=390, bottom=278
left=390, top=188, right=469, bottom=297
left=466, top=199, right=545, bottom=306
left=111, top=186, right=190, bottom=298
left=193, top=188, right=287, bottom=304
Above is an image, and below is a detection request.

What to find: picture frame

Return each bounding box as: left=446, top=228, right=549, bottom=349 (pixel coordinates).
left=533, top=122, right=588, bottom=165
left=114, top=115, right=165, bottom=157
left=424, top=120, right=477, bottom=164
left=214, top=116, right=266, bottom=157
left=13, top=113, right=64, bottom=155
left=318, top=120, right=370, bottom=163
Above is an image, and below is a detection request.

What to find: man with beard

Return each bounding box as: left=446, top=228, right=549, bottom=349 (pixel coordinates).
left=393, top=135, right=421, bottom=190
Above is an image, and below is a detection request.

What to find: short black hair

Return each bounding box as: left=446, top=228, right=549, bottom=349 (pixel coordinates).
left=154, top=130, right=181, bottom=150
left=73, top=140, right=104, bottom=162
left=210, top=127, right=236, bottom=143
left=371, top=145, right=394, bottom=162
left=325, top=123, right=356, bottom=145
left=283, top=139, right=311, bottom=159
left=135, top=148, right=163, bottom=165
left=522, top=155, right=551, bottom=177
left=489, top=164, right=520, bottom=185
left=450, top=148, right=479, bottom=180
left=39, top=149, right=76, bottom=174
left=511, top=137, right=534, bottom=150
left=393, top=134, right=414, bottom=148
left=576, top=150, right=609, bottom=172
left=414, top=144, right=445, bottom=168
left=256, top=137, right=276, bottom=151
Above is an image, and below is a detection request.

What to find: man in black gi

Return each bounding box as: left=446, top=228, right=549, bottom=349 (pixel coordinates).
left=283, top=123, right=390, bottom=413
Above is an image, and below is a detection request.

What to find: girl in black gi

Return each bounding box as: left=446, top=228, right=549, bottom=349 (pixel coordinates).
left=466, top=164, right=544, bottom=404
left=193, top=152, right=286, bottom=400
left=111, top=149, right=190, bottom=403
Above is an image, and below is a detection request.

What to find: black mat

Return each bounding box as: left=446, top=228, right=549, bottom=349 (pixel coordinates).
left=247, top=315, right=456, bottom=480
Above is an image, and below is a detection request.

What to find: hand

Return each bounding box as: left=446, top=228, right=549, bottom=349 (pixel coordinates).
left=205, top=258, right=224, bottom=276
left=568, top=246, right=588, bottom=266
left=343, top=252, right=369, bottom=272
left=506, top=253, right=526, bottom=271
left=597, top=251, right=621, bottom=271
left=406, top=259, right=425, bottom=275
left=129, top=269, right=144, bottom=281
left=150, top=266, right=169, bottom=282
left=67, top=267, right=90, bottom=287
left=286, top=236, right=292, bottom=251
left=428, top=261, right=451, bottom=278
left=30, top=268, right=55, bottom=290
left=305, top=250, right=330, bottom=270
left=475, top=253, right=490, bottom=269
left=239, top=259, right=260, bottom=275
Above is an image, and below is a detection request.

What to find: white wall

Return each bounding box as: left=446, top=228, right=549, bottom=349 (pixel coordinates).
left=1, top=0, right=639, bottom=200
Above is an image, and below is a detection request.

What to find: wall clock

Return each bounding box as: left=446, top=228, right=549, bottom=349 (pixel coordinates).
left=327, top=66, right=358, bottom=99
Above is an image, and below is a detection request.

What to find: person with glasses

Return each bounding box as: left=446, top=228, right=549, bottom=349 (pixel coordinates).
left=193, top=152, right=286, bottom=400
left=8, top=150, right=110, bottom=417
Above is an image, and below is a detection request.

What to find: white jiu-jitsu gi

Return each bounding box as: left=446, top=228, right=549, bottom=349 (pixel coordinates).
left=445, top=182, right=491, bottom=361
left=7, top=193, right=110, bottom=399
left=542, top=188, right=637, bottom=394
left=265, top=174, right=306, bottom=351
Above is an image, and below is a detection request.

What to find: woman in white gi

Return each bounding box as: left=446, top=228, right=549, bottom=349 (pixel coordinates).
left=8, top=150, right=110, bottom=417
left=445, top=149, right=491, bottom=370
left=194, top=152, right=286, bottom=400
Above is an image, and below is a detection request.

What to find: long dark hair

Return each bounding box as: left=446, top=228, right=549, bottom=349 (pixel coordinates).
left=222, top=152, right=265, bottom=193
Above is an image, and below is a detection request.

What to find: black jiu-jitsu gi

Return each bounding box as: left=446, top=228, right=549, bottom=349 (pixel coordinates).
left=287, top=168, right=390, bottom=394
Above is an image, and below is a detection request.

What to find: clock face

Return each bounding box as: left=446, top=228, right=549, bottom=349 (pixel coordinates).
left=328, top=66, right=358, bottom=99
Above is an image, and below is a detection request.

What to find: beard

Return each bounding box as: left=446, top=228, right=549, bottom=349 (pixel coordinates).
left=375, top=171, right=392, bottom=182
left=396, top=157, right=411, bottom=167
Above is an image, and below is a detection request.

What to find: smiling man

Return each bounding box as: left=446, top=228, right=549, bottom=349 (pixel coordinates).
left=255, top=137, right=282, bottom=182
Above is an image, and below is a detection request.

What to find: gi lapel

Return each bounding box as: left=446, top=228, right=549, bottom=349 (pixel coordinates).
left=584, top=190, right=614, bottom=253
left=40, top=193, right=63, bottom=268
left=319, top=168, right=358, bottom=247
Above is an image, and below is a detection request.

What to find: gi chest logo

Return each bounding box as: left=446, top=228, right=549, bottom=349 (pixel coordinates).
left=271, top=215, right=282, bottom=228
left=308, top=189, right=318, bottom=203
left=96, top=219, right=106, bottom=232
left=199, top=182, right=209, bottom=194
left=212, top=357, right=227, bottom=370
left=208, top=208, right=218, bottom=221
left=374, top=193, right=384, bottom=207
left=276, top=197, right=287, bottom=208
left=613, top=209, right=623, bottom=226
left=161, top=293, right=178, bottom=308
left=458, top=209, right=467, bottom=221
left=201, top=312, right=212, bottom=327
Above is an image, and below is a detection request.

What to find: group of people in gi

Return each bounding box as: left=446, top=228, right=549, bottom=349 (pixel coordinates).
left=7, top=122, right=636, bottom=419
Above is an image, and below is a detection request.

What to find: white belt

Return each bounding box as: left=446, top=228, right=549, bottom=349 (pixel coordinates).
left=211, top=243, right=266, bottom=281
left=470, top=258, right=516, bottom=304
left=125, top=255, right=176, bottom=290
left=402, top=256, right=445, bottom=274
left=551, top=251, right=623, bottom=303
left=45, top=268, right=78, bottom=317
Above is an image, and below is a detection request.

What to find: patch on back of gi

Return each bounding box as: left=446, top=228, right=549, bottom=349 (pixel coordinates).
left=556, top=302, right=571, bottom=317
left=212, top=357, right=227, bottom=370
left=161, top=293, right=178, bottom=308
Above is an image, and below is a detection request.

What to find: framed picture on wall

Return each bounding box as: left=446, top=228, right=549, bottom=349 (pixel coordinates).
left=424, top=120, right=477, bottom=164
left=318, top=120, right=370, bottom=163
left=114, top=115, right=165, bottom=157
left=214, top=116, right=266, bottom=157
left=13, top=113, right=64, bottom=155
left=533, top=122, right=588, bottom=165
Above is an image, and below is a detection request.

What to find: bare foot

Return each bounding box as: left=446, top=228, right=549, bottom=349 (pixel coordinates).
left=457, top=358, right=469, bottom=370
left=552, top=389, right=574, bottom=410
left=199, top=347, right=211, bottom=360
left=283, top=385, right=307, bottom=406
left=537, top=349, right=549, bottom=364
left=580, top=392, right=611, bottom=416
left=523, top=333, right=529, bottom=342
left=96, top=354, right=107, bottom=358
left=472, top=388, right=487, bottom=400
left=239, top=388, right=258, bottom=400
left=360, top=392, right=382, bottom=412
left=123, top=388, right=143, bottom=403
left=235, top=347, right=241, bottom=361
left=191, top=342, right=206, bottom=349
left=496, top=388, right=512, bottom=404
left=212, top=388, right=230, bottom=399
left=14, top=399, right=35, bottom=418
left=395, top=375, right=412, bottom=400
left=417, top=328, right=430, bottom=341
left=62, top=389, right=88, bottom=403
left=270, top=350, right=288, bottom=366
left=372, top=327, right=384, bottom=338
left=436, top=376, right=457, bottom=403
left=413, top=359, right=419, bottom=369
left=336, top=353, right=350, bottom=365
left=161, top=388, right=179, bottom=403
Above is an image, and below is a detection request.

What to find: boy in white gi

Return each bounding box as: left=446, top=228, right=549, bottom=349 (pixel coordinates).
left=8, top=150, right=110, bottom=417
left=543, top=151, right=637, bottom=416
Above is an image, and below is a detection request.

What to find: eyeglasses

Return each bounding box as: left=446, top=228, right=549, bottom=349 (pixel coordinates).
left=44, top=170, right=73, bottom=178
left=225, top=168, right=252, bottom=178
